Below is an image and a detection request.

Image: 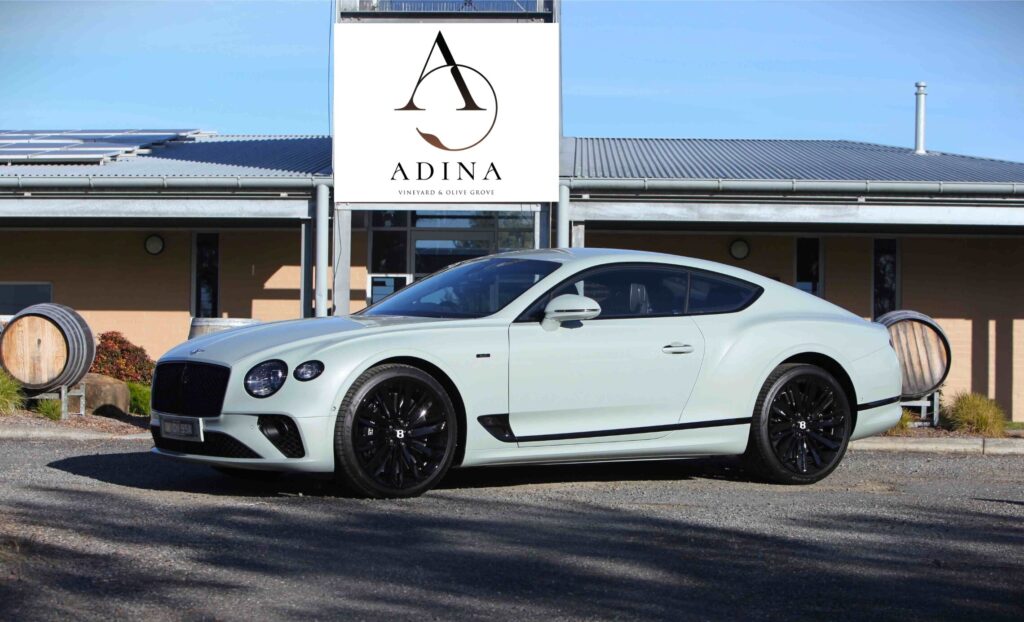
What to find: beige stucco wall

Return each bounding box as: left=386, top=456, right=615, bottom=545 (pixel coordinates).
left=901, top=237, right=1024, bottom=422
left=0, top=228, right=372, bottom=360
left=588, top=231, right=1024, bottom=421
left=0, top=230, right=194, bottom=359
left=4, top=226, right=1020, bottom=421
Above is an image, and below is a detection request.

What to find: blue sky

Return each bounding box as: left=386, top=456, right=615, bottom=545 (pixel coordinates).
left=1, top=0, right=1022, bottom=161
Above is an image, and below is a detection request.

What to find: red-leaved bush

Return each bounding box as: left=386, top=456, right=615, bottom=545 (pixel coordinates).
left=89, top=332, right=155, bottom=384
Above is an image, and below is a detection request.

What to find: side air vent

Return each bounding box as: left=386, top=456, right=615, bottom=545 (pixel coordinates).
left=257, top=415, right=306, bottom=458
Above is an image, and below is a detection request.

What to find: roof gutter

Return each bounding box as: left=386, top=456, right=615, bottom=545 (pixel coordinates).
left=0, top=176, right=334, bottom=191
left=564, top=178, right=1024, bottom=197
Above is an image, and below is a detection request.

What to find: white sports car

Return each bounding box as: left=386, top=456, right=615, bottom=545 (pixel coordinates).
left=151, top=248, right=902, bottom=498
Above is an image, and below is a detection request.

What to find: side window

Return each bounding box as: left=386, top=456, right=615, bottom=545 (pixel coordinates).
left=688, top=271, right=761, bottom=314
left=520, top=265, right=691, bottom=321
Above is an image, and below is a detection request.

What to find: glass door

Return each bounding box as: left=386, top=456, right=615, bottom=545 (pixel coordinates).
left=410, top=230, right=495, bottom=278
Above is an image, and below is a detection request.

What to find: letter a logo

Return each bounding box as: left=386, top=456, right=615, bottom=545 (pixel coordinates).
left=396, top=31, right=498, bottom=152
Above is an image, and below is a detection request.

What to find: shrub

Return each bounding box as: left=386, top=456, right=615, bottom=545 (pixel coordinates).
left=942, top=392, right=1005, bottom=437
left=33, top=399, right=62, bottom=421
left=884, top=409, right=916, bottom=436
left=89, top=332, right=155, bottom=384
left=127, top=382, right=151, bottom=417
left=0, top=369, right=25, bottom=415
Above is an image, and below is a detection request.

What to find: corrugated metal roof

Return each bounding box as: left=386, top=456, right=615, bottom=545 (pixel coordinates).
left=0, top=134, right=331, bottom=178
left=3, top=133, right=1023, bottom=185
left=567, top=138, right=1024, bottom=183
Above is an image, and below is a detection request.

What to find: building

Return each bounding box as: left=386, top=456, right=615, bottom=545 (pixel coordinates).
left=2, top=1, right=1024, bottom=421
left=3, top=133, right=1024, bottom=420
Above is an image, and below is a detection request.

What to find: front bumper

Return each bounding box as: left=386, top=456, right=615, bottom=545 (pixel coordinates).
left=150, top=412, right=336, bottom=473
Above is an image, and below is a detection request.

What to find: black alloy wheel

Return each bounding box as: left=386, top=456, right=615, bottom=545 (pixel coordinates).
left=334, top=364, right=458, bottom=498
left=744, top=364, right=852, bottom=485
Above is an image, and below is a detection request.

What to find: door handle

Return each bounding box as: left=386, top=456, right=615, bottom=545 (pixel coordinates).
left=662, top=343, right=695, bottom=354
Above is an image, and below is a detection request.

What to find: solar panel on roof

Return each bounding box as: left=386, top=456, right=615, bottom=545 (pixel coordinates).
left=0, top=129, right=202, bottom=163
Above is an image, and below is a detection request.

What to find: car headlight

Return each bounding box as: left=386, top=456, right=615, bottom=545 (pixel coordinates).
left=244, top=360, right=288, bottom=398
left=293, top=360, right=324, bottom=382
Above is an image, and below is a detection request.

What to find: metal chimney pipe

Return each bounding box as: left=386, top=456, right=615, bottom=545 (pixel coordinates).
left=914, top=81, right=927, bottom=154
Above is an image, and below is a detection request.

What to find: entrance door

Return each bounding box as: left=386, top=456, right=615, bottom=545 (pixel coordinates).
left=410, top=231, right=495, bottom=278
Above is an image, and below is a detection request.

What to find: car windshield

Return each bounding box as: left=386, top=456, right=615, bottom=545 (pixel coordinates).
left=360, top=258, right=559, bottom=319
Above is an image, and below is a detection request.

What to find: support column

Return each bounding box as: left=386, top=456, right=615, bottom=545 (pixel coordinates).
left=571, top=222, right=586, bottom=248
left=537, top=203, right=552, bottom=248
left=315, top=184, right=330, bottom=317
left=332, top=205, right=353, bottom=316
left=557, top=183, right=570, bottom=248
left=299, top=209, right=314, bottom=318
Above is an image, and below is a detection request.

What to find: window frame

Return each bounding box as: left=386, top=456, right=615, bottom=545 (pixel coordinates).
left=794, top=237, right=825, bottom=298
left=514, top=262, right=764, bottom=323
left=191, top=232, right=220, bottom=319
left=871, top=238, right=901, bottom=320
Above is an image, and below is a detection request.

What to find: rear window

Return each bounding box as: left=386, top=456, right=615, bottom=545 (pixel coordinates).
left=688, top=272, right=761, bottom=314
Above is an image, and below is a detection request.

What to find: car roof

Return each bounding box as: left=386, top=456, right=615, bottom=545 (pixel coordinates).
left=493, top=247, right=777, bottom=288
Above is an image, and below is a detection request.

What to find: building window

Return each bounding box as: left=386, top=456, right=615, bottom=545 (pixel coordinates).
left=795, top=238, right=823, bottom=297
left=194, top=233, right=219, bottom=318
left=366, top=210, right=535, bottom=292
left=873, top=239, right=900, bottom=319
left=0, top=283, right=52, bottom=316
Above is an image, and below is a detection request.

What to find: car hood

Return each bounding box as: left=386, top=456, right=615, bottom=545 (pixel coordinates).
left=160, top=315, right=448, bottom=365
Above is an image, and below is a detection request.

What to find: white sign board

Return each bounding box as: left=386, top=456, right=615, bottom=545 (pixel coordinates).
left=333, top=23, right=559, bottom=204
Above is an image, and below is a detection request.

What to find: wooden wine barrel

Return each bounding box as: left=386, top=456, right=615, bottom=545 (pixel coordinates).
left=0, top=303, right=96, bottom=394
left=188, top=317, right=260, bottom=340
left=876, top=310, right=952, bottom=399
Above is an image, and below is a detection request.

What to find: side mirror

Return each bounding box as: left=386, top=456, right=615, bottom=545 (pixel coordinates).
left=542, top=294, right=601, bottom=330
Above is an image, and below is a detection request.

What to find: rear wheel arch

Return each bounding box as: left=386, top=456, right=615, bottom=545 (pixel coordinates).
left=780, top=352, right=858, bottom=431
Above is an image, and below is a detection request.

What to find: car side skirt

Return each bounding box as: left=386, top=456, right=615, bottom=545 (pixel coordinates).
left=478, top=414, right=754, bottom=444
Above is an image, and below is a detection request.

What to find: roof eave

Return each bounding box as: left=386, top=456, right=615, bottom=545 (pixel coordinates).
left=0, top=175, right=334, bottom=191
left=563, top=177, right=1024, bottom=197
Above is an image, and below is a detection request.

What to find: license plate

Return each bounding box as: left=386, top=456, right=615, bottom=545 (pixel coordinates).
left=161, top=416, right=204, bottom=442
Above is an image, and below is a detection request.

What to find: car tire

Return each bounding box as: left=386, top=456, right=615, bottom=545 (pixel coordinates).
left=333, top=363, right=458, bottom=498
left=744, top=363, right=853, bottom=485
left=213, top=466, right=282, bottom=481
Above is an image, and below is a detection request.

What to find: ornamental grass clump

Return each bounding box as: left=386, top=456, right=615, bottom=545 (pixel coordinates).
left=884, top=409, right=916, bottom=436
left=89, top=332, right=155, bottom=384
left=33, top=399, right=62, bottom=422
left=0, top=369, right=24, bottom=416
left=942, top=392, right=1005, bottom=437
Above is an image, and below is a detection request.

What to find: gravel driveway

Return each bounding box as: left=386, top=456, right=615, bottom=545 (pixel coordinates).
left=1, top=438, right=1022, bottom=621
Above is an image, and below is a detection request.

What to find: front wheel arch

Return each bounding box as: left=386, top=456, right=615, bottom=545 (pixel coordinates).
left=369, top=356, right=468, bottom=468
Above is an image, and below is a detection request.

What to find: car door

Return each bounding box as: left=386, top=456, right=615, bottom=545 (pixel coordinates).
left=508, top=263, right=706, bottom=443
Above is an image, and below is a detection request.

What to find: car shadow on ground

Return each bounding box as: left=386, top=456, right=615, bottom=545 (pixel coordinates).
left=47, top=446, right=755, bottom=498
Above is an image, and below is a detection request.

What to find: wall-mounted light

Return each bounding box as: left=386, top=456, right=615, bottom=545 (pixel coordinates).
left=144, top=234, right=165, bottom=256
left=729, top=238, right=750, bottom=260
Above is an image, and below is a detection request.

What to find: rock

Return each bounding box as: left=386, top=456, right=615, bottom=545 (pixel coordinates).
left=82, top=373, right=130, bottom=418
